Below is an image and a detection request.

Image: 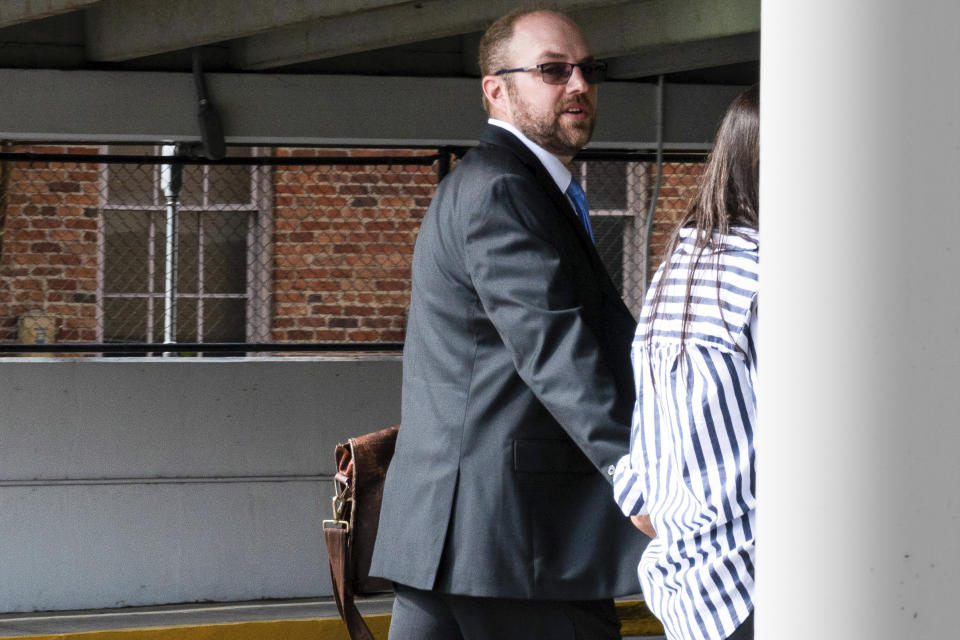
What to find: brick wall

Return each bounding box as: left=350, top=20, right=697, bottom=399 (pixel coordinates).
left=0, top=146, right=100, bottom=344
left=645, top=161, right=704, bottom=283
left=270, top=148, right=438, bottom=344
left=0, top=147, right=702, bottom=350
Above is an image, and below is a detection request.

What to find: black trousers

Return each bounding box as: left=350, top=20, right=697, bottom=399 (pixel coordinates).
left=726, top=611, right=754, bottom=640
left=389, top=583, right=622, bottom=640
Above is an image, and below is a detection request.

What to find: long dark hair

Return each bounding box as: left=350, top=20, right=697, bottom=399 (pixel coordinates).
left=645, top=83, right=759, bottom=360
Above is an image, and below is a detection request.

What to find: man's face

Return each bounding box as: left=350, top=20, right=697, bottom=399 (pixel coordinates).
left=501, top=12, right=598, bottom=160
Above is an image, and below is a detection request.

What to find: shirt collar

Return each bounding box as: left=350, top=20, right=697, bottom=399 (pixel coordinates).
left=679, top=226, right=759, bottom=250
left=488, top=118, right=572, bottom=193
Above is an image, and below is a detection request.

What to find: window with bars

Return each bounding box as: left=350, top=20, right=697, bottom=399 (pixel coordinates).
left=574, top=160, right=651, bottom=316
left=99, top=146, right=271, bottom=346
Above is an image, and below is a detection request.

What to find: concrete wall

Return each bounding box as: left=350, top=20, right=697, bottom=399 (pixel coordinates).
left=0, top=357, right=402, bottom=613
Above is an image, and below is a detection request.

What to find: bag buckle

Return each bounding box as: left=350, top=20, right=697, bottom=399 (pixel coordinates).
left=322, top=518, right=349, bottom=532
left=322, top=480, right=350, bottom=531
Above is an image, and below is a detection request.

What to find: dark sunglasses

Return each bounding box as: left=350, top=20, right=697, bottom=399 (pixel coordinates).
left=495, top=61, right=607, bottom=85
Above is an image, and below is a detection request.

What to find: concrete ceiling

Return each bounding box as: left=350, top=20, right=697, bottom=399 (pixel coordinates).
left=0, top=0, right=759, bottom=80
left=0, top=0, right=759, bottom=147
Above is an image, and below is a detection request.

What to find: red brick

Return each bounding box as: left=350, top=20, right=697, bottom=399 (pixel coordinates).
left=30, top=217, right=64, bottom=229
left=285, top=232, right=315, bottom=243
left=30, top=242, right=62, bottom=253
left=64, top=216, right=97, bottom=230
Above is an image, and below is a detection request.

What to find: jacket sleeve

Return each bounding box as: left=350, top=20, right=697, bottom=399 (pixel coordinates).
left=464, top=172, right=631, bottom=480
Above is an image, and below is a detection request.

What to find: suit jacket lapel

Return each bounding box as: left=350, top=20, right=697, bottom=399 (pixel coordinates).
left=479, top=125, right=584, bottom=234
left=478, top=124, right=624, bottom=302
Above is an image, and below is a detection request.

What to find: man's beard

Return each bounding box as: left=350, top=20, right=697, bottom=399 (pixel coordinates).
left=509, top=86, right=595, bottom=158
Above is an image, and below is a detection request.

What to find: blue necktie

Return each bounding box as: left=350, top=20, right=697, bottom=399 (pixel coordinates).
left=566, top=178, right=594, bottom=241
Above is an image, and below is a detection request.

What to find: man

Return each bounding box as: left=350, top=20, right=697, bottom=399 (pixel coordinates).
left=370, top=8, right=648, bottom=639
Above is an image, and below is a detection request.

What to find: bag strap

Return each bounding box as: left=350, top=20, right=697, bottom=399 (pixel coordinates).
left=323, top=523, right=376, bottom=640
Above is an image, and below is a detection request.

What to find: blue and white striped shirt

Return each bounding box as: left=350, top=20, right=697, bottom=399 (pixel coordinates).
left=614, top=228, right=758, bottom=640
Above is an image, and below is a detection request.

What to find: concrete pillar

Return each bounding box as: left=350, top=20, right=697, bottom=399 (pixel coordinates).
left=759, top=1, right=960, bottom=637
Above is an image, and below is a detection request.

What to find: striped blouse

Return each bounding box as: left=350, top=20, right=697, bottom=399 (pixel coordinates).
left=614, top=227, right=758, bottom=640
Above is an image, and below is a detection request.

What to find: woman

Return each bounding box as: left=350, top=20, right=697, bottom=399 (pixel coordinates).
left=614, top=84, right=759, bottom=640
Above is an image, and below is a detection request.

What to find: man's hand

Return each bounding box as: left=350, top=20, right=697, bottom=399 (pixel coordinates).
left=631, top=514, right=656, bottom=538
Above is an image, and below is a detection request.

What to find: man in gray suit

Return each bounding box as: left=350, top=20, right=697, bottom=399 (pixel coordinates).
left=370, top=8, right=650, bottom=639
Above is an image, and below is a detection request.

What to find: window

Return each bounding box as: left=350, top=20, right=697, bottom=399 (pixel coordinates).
left=98, top=146, right=271, bottom=348
left=573, top=160, right=651, bottom=316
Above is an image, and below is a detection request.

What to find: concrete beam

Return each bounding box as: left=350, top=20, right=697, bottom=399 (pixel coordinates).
left=0, top=69, right=745, bottom=149
left=0, top=11, right=85, bottom=69
left=231, top=0, right=617, bottom=70
left=0, top=0, right=99, bottom=29
left=84, top=0, right=410, bottom=62
left=578, top=0, right=760, bottom=60
left=606, top=32, right=760, bottom=79
left=231, top=0, right=759, bottom=73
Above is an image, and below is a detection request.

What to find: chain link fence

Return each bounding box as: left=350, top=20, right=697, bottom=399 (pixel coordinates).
left=0, top=144, right=705, bottom=356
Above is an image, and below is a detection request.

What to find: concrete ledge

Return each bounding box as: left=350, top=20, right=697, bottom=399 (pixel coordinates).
left=0, top=597, right=664, bottom=639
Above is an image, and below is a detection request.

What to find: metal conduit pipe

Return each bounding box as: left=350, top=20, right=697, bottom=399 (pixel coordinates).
left=160, top=144, right=182, bottom=351
left=642, top=75, right=665, bottom=296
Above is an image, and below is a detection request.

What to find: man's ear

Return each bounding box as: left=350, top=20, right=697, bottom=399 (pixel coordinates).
left=482, top=75, right=508, bottom=118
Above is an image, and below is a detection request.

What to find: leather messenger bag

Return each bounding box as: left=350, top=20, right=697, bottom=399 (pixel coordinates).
left=323, top=424, right=399, bottom=640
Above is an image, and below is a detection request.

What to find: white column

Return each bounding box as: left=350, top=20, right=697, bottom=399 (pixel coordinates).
left=759, top=1, right=960, bottom=637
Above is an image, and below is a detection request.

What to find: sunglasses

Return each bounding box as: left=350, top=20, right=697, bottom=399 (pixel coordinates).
left=495, top=61, right=607, bottom=85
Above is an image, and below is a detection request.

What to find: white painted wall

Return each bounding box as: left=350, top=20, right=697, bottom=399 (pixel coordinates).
left=0, top=357, right=402, bottom=612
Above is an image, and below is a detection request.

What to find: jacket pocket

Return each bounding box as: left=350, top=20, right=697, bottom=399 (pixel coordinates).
left=513, top=439, right=595, bottom=474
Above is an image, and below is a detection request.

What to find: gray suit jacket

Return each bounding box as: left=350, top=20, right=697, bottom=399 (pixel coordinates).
left=369, top=124, right=646, bottom=600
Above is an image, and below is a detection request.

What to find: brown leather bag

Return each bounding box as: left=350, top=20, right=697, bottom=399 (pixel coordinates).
left=323, top=424, right=399, bottom=640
